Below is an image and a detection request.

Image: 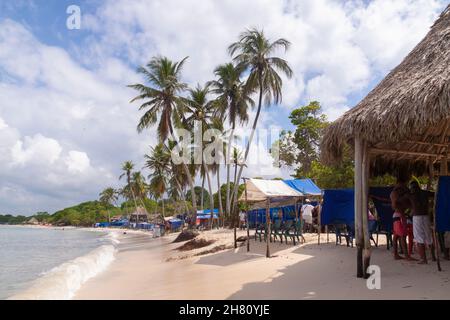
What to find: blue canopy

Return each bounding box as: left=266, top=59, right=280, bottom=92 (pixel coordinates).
left=321, top=189, right=355, bottom=225
left=436, top=176, right=450, bottom=232
left=283, top=179, right=322, bottom=196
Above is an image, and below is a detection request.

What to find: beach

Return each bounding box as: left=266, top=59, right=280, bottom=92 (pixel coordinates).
left=75, top=229, right=450, bottom=300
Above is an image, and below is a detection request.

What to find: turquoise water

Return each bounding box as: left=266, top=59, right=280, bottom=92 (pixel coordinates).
left=0, top=226, right=112, bottom=299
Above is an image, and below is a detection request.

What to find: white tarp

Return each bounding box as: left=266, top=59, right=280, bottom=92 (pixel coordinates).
left=240, top=178, right=303, bottom=203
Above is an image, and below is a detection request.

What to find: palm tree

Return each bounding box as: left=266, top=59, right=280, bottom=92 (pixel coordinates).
left=99, top=187, right=118, bottom=223
left=228, top=29, right=293, bottom=253
left=128, top=56, right=198, bottom=225
left=144, top=143, right=171, bottom=217
left=208, top=63, right=253, bottom=224
left=119, top=161, right=139, bottom=214
left=184, top=84, right=217, bottom=228
left=131, top=171, right=149, bottom=212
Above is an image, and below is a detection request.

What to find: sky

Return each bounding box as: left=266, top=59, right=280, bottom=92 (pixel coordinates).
left=0, top=0, right=447, bottom=215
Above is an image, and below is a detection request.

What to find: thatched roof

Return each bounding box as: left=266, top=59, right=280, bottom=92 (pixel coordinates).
left=321, top=5, right=450, bottom=175
left=130, top=206, right=148, bottom=216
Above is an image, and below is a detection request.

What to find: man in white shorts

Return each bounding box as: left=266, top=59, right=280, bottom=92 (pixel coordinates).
left=301, top=199, right=314, bottom=232
left=408, top=181, right=436, bottom=264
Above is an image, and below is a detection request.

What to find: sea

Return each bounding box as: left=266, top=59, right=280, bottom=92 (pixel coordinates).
left=0, top=225, right=118, bottom=300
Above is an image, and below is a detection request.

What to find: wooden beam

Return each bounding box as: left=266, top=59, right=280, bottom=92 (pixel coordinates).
left=404, top=140, right=449, bottom=148
left=370, top=148, right=449, bottom=159
left=266, top=199, right=271, bottom=258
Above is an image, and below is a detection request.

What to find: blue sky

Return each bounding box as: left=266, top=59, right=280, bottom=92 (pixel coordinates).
left=0, top=0, right=447, bottom=214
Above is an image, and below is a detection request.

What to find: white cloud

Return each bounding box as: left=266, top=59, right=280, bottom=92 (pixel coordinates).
left=65, top=151, right=91, bottom=174
left=0, top=0, right=447, bottom=213
left=11, top=134, right=62, bottom=166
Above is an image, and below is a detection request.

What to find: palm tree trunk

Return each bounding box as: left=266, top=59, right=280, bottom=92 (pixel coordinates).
left=161, top=198, right=165, bottom=218
left=216, top=165, right=224, bottom=228
left=127, top=174, right=139, bottom=228
left=230, top=77, right=264, bottom=227
left=204, top=163, right=215, bottom=230
left=175, top=177, right=189, bottom=214
left=201, top=175, right=205, bottom=212
left=168, top=127, right=197, bottom=227
left=233, top=160, right=239, bottom=248
left=225, top=126, right=234, bottom=226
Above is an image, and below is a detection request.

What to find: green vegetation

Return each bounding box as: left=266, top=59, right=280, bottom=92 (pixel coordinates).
left=0, top=202, right=119, bottom=227
left=0, top=214, right=29, bottom=225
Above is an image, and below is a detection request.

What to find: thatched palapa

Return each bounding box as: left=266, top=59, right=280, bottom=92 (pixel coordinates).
left=321, top=5, right=450, bottom=176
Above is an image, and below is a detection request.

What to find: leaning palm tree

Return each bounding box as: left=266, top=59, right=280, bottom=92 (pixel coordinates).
left=144, top=143, right=171, bottom=218
left=119, top=161, right=139, bottom=214
left=128, top=56, right=198, bottom=225
left=183, top=84, right=217, bottom=228
left=228, top=28, right=293, bottom=252
left=208, top=63, right=253, bottom=224
left=99, top=187, right=118, bottom=223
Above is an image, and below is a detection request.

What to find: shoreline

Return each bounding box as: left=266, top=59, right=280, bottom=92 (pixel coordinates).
left=4, top=226, right=450, bottom=300
left=6, top=226, right=156, bottom=300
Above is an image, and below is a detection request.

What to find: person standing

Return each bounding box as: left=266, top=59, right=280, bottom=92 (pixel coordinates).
left=301, top=199, right=314, bottom=233
left=390, top=175, right=415, bottom=261
left=408, top=181, right=436, bottom=264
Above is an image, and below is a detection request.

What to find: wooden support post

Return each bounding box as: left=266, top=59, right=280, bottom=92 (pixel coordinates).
left=355, top=137, right=364, bottom=278
left=433, top=177, right=442, bottom=272
left=318, top=201, right=321, bottom=245
left=441, top=158, right=448, bottom=176
left=326, top=225, right=329, bottom=243
left=362, top=141, right=371, bottom=278
left=427, top=160, right=434, bottom=191
left=266, top=199, right=271, bottom=258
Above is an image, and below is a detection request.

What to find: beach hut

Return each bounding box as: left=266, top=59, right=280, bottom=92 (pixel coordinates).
left=129, top=206, right=149, bottom=225
left=321, top=5, right=450, bottom=277
left=239, top=178, right=303, bottom=257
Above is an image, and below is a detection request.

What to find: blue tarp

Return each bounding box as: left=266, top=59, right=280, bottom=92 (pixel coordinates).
left=95, top=222, right=110, bottom=227
left=168, top=218, right=183, bottom=230
left=321, top=187, right=394, bottom=230
left=321, top=189, right=355, bottom=225
left=436, top=176, right=450, bottom=232
left=110, top=219, right=129, bottom=227
left=197, top=214, right=219, bottom=220
left=283, top=179, right=322, bottom=196
left=202, top=209, right=219, bottom=214
left=247, top=206, right=300, bottom=227
left=369, top=187, right=394, bottom=232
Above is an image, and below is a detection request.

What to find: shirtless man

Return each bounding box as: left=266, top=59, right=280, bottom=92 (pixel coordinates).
left=390, top=176, right=415, bottom=260
left=408, top=181, right=436, bottom=264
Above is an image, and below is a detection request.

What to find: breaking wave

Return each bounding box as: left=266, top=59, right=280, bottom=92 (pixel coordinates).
left=9, top=233, right=118, bottom=300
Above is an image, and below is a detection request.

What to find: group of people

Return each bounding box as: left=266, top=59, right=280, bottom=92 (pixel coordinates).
left=389, top=176, right=436, bottom=264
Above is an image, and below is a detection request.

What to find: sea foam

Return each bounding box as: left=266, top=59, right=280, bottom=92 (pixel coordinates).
left=9, top=235, right=117, bottom=300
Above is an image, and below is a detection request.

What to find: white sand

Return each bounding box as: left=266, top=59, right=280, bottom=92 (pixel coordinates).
left=74, top=229, right=450, bottom=300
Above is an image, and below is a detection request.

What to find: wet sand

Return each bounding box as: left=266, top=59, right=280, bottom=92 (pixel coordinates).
left=75, top=229, right=450, bottom=300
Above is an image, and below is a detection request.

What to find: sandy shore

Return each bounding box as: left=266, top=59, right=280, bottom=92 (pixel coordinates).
left=75, top=229, right=450, bottom=300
